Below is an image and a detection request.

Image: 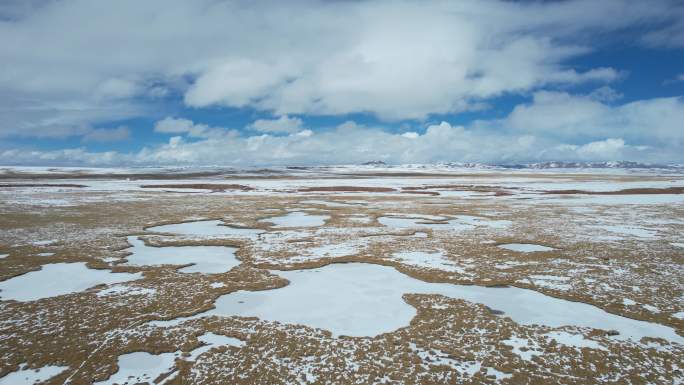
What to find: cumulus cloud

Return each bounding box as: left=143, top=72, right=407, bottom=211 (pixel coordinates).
left=81, top=126, right=130, bottom=143
left=153, top=117, right=233, bottom=139
left=248, top=116, right=304, bottom=134
left=498, top=91, right=684, bottom=145
left=2, top=94, right=682, bottom=167
left=0, top=0, right=680, bottom=137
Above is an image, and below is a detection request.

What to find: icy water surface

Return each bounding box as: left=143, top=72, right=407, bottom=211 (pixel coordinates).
left=260, top=211, right=330, bottom=228
left=123, top=236, right=240, bottom=274
left=148, top=219, right=264, bottom=239
left=151, top=262, right=683, bottom=344
left=0, top=262, right=141, bottom=302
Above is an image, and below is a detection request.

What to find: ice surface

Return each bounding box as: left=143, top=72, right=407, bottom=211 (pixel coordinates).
left=94, top=332, right=244, bottom=385
left=498, top=243, right=555, bottom=252
left=260, top=211, right=329, bottom=228
left=554, top=194, right=684, bottom=205
left=93, top=351, right=178, bottom=385
left=188, top=333, right=245, bottom=360
left=0, top=364, right=68, bottom=384
left=0, top=262, right=141, bottom=302
left=150, top=263, right=684, bottom=343
left=147, top=220, right=264, bottom=239
left=589, top=224, right=658, bottom=239
left=122, top=236, right=240, bottom=274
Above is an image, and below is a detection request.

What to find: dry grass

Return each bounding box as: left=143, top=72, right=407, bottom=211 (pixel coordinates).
left=141, top=184, right=254, bottom=191
left=544, top=187, right=684, bottom=195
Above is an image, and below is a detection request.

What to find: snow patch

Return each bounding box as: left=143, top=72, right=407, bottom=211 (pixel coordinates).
left=0, top=262, right=141, bottom=302
left=0, top=364, right=68, bottom=385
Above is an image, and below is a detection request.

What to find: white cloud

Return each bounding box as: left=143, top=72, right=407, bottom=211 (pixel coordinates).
left=153, top=117, right=232, bottom=139
left=3, top=97, right=682, bottom=167
left=154, top=117, right=197, bottom=135
left=248, top=115, right=304, bottom=134
left=0, top=0, right=678, bottom=136
left=499, top=91, right=684, bottom=144
left=588, top=86, right=623, bottom=102
left=576, top=138, right=626, bottom=157
left=402, top=132, right=419, bottom=139
left=81, top=126, right=130, bottom=143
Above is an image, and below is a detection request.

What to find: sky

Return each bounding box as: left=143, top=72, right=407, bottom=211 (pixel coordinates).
left=0, top=0, right=683, bottom=166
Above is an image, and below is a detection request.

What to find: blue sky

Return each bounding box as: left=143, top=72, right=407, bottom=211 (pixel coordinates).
left=0, top=0, right=683, bottom=166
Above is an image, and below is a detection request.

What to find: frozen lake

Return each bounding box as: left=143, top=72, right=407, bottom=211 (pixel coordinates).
left=123, top=236, right=240, bottom=274
left=0, top=262, right=141, bottom=302
left=151, top=262, right=683, bottom=344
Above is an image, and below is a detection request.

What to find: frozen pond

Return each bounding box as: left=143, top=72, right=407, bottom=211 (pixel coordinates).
left=150, top=263, right=683, bottom=344
left=94, top=332, right=244, bottom=385
left=0, top=262, right=141, bottom=302
left=94, top=351, right=178, bottom=385
left=260, top=211, right=329, bottom=228
left=148, top=220, right=264, bottom=239
left=123, top=236, right=240, bottom=274
left=589, top=224, right=658, bottom=239
left=498, top=243, right=555, bottom=252
left=0, top=364, right=68, bottom=385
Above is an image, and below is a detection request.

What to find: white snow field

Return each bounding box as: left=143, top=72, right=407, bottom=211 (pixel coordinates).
left=122, top=236, right=240, bottom=274
left=150, top=262, right=683, bottom=344
left=0, top=262, right=141, bottom=302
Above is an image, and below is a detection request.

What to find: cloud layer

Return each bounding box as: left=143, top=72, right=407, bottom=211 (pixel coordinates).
left=0, top=0, right=682, bottom=165
left=2, top=91, right=682, bottom=166
left=1, top=0, right=682, bottom=133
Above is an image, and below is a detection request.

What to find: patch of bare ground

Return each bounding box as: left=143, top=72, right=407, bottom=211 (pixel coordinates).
left=400, top=190, right=440, bottom=196
left=298, top=186, right=396, bottom=193
left=402, top=184, right=514, bottom=195
left=543, top=187, right=684, bottom=195
left=141, top=184, right=253, bottom=191
left=0, top=183, right=86, bottom=188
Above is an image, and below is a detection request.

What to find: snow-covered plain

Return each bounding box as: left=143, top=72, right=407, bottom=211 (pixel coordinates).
left=2, top=165, right=683, bottom=383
